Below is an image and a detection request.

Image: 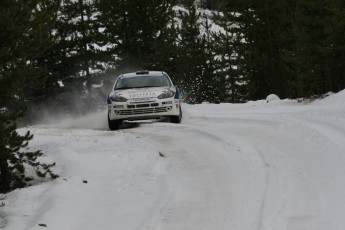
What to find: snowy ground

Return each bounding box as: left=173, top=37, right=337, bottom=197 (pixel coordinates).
left=2, top=90, right=345, bottom=230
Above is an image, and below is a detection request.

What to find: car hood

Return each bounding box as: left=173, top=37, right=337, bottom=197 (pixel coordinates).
left=114, top=86, right=175, bottom=99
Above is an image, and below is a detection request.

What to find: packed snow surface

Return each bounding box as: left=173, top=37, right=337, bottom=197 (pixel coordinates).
left=2, top=90, right=345, bottom=230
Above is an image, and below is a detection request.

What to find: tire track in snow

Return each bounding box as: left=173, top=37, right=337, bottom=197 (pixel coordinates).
left=187, top=112, right=345, bottom=230
left=125, top=123, right=268, bottom=230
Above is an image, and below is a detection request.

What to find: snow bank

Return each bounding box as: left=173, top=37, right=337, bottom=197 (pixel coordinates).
left=4, top=129, right=167, bottom=230
left=312, top=89, right=345, bottom=107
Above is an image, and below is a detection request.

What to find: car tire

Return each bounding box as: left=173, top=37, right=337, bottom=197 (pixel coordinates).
left=108, top=114, right=121, bottom=131
left=170, top=106, right=182, bottom=124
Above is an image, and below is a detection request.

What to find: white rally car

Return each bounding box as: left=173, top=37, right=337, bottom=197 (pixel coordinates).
left=107, top=71, right=182, bottom=130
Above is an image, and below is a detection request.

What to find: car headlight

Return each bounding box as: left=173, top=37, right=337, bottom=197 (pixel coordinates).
left=158, top=90, right=175, bottom=99
left=109, top=93, right=127, bottom=102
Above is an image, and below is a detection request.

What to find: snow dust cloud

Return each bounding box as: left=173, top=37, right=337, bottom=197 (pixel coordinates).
left=22, top=81, right=111, bottom=131
left=49, top=110, right=109, bottom=130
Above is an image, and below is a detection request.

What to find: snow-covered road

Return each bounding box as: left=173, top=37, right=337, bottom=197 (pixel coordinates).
left=3, top=91, right=345, bottom=230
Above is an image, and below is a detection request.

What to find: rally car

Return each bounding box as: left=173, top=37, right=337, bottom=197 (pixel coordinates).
left=107, top=71, right=182, bottom=130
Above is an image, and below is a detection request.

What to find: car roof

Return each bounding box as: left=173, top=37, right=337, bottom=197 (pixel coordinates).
left=121, top=71, right=167, bottom=78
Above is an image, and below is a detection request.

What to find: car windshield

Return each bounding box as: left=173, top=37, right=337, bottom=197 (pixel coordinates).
left=114, top=75, right=171, bottom=90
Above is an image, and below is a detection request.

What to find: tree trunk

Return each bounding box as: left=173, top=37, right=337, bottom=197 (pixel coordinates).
left=0, top=156, right=11, bottom=193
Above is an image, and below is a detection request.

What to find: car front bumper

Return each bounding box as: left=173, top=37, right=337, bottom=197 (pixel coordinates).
left=108, top=98, right=180, bottom=121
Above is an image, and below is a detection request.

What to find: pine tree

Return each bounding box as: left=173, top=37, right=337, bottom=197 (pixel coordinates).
left=38, top=0, right=105, bottom=94
left=175, top=1, right=216, bottom=103
left=199, top=17, right=221, bottom=103
left=198, top=0, right=221, bottom=10
left=220, top=0, right=295, bottom=100
left=325, top=0, right=345, bottom=93
left=96, top=0, right=175, bottom=70
left=213, top=0, right=345, bottom=100
left=150, top=15, right=180, bottom=78
left=29, top=0, right=109, bottom=117
left=283, top=0, right=334, bottom=98
left=0, top=0, right=59, bottom=193
left=212, top=10, right=248, bottom=102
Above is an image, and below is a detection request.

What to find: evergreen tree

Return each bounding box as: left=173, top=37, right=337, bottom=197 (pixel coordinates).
left=220, top=0, right=345, bottom=99
left=283, top=0, right=327, bottom=97
left=38, top=0, right=104, bottom=95
left=28, top=0, right=110, bottom=117
left=0, top=0, right=59, bottom=193
left=212, top=10, right=247, bottom=102
left=220, top=0, right=296, bottom=100
left=96, top=0, right=175, bottom=70
left=285, top=0, right=345, bottom=97
left=248, top=0, right=291, bottom=99
left=199, top=17, right=221, bottom=103
left=150, top=15, right=180, bottom=79
left=198, top=0, right=221, bottom=10
left=325, top=0, right=345, bottom=93
left=175, top=1, right=216, bottom=103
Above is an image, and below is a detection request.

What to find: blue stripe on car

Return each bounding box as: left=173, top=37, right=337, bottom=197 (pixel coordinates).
left=174, top=89, right=180, bottom=99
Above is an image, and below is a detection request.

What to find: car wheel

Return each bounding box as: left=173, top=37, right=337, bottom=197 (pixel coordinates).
left=108, top=114, right=121, bottom=130
left=170, top=106, right=182, bottom=124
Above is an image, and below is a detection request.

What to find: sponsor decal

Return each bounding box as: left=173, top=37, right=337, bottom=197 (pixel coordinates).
left=129, top=92, right=156, bottom=98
